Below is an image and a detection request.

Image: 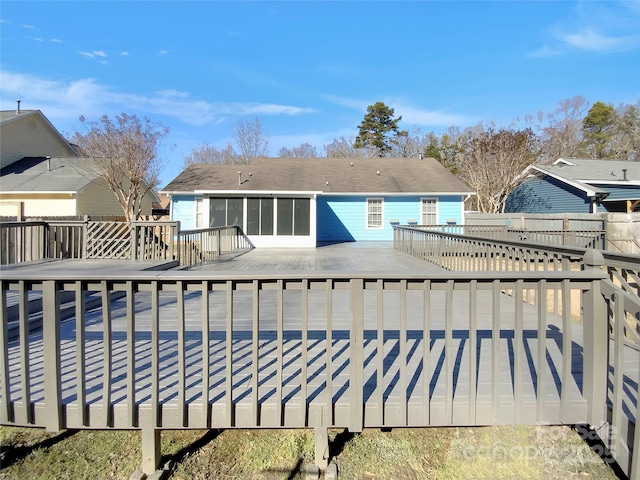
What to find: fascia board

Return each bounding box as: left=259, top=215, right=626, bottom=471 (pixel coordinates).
left=194, top=190, right=322, bottom=196
left=319, top=191, right=475, bottom=196
left=582, top=180, right=640, bottom=186
left=530, top=166, right=600, bottom=197
left=1, top=191, right=77, bottom=195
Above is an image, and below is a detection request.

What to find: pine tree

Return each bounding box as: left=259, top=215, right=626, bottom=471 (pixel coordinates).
left=353, top=102, right=403, bottom=157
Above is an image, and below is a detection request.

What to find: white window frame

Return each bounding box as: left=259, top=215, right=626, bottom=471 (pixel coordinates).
left=421, top=197, right=438, bottom=226
left=194, top=197, right=204, bottom=228
left=366, top=198, right=384, bottom=229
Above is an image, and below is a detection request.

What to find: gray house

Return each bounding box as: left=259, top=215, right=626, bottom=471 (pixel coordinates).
left=505, top=158, right=640, bottom=214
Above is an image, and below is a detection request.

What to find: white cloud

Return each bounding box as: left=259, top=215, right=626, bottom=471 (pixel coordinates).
left=528, top=45, right=564, bottom=58
left=120, top=51, right=129, bottom=56
left=560, top=29, right=640, bottom=52
left=157, top=89, right=189, bottom=98
left=0, top=70, right=316, bottom=128
left=532, top=1, right=640, bottom=56
left=78, top=50, right=109, bottom=60
left=22, top=24, right=36, bottom=30
left=238, top=103, right=315, bottom=116
left=158, top=50, right=170, bottom=56
left=51, top=38, right=63, bottom=43
left=324, top=95, right=470, bottom=127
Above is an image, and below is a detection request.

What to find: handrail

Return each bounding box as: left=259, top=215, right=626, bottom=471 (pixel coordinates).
left=0, top=262, right=612, bottom=474
left=394, top=224, right=640, bottom=274
left=176, top=225, right=253, bottom=267
left=394, top=225, right=640, bottom=477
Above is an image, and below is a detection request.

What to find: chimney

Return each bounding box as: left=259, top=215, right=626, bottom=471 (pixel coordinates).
left=418, top=151, right=424, bottom=160
left=16, top=99, right=21, bottom=114
left=46, top=156, right=51, bottom=171
left=238, top=171, right=242, bottom=185
left=623, top=169, right=628, bottom=181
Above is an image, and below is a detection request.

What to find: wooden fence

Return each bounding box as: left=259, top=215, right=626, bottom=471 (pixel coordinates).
left=0, top=220, right=252, bottom=267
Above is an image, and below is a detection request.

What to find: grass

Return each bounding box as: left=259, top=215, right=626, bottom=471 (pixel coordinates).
left=0, top=425, right=622, bottom=479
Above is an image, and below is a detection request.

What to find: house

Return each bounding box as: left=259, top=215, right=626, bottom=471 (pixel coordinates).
left=506, top=158, right=640, bottom=214
left=0, top=108, right=80, bottom=170
left=0, top=108, right=156, bottom=218
left=161, top=157, right=474, bottom=247
left=0, top=156, right=156, bottom=217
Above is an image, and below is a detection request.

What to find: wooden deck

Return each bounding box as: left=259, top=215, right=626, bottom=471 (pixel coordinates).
left=2, top=243, right=599, bottom=430
left=186, top=242, right=444, bottom=273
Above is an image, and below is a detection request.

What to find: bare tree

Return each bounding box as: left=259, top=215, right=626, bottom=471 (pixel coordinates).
left=613, top=102, right=640, bottom=161
left=324, top=136, right=378, bottom=158
left=183, top=143, right=236, bottom=168
left=457, top=126, right=538, bottom=213
left=277, top=143, right=318, bottom=158
left=536, top=96, right=589, bottom=163
left=233, top=117, right=270, bottom=164
left=70, top=113, right=169, bottom=221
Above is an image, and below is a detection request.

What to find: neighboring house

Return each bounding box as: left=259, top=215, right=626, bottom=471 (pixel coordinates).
left=0, top=108, right=79, bottom=170
left=152, top=193, right=171, bottom=220
left=0, top=156, right=156, bottom=217
left=506, top=158, right=640, bottom=214
left=161, top=157, right=474, bottom=247
left=0, top=108, right=156, bottom=218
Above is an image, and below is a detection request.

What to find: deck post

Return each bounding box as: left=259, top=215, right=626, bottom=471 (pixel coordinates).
left=314, top=426, right=329, bottom=471
left=141, top=426, right=161, bottom=475
left=43, top=280, right=63, bottom=432
left=349, top=278, right=364, bottom=433
left=581, top=249, right=608, bottom=427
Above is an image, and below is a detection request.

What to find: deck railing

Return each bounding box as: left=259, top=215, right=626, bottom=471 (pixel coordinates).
left=0, top=220, right=180, bottom=264
left=0, top=220, right=250, bottom=267
left=176, top=225, right=253, bottom=267
left=395, top=225, right=640, bottom=478
left=420, top=224, right=606, bottom=249
left=0, top=263, right=616, bottom=474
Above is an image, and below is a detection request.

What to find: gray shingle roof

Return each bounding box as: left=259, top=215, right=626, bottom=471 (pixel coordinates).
left=541, top=158, right=640, bottom=183
left=162, top=157, right=473, bottom=194
left=0, top=156, right=99, bottom=192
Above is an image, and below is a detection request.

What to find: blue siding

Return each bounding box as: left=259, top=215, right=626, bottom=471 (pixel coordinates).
left=317, top=195, right=464, bottom=242
left=438, top=196, right=464, bottom=223
left=505, top=176, right=592, bottom=213
left=171, top=194, right=197, bottom=230
left=591, top=184, right=640, bottom=201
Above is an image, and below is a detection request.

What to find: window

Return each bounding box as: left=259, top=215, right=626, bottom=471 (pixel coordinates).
left=247, top=197, right=274, bottom=235
left=421, top=198, right=437, bottom=225
left=294, top=198, right=310, bottom=235
left=367, top=198, right=383, bottom=229
left=277, top=198, right=310, bottom=236
left=277, top=198, right=294, bottom=235
left=209, top=198, right=244, bottom=228
left=195, top=197, right=204, bottom=228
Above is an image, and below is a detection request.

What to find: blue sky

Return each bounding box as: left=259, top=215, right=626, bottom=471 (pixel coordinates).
left=1, top=1, right=639, bottom=187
